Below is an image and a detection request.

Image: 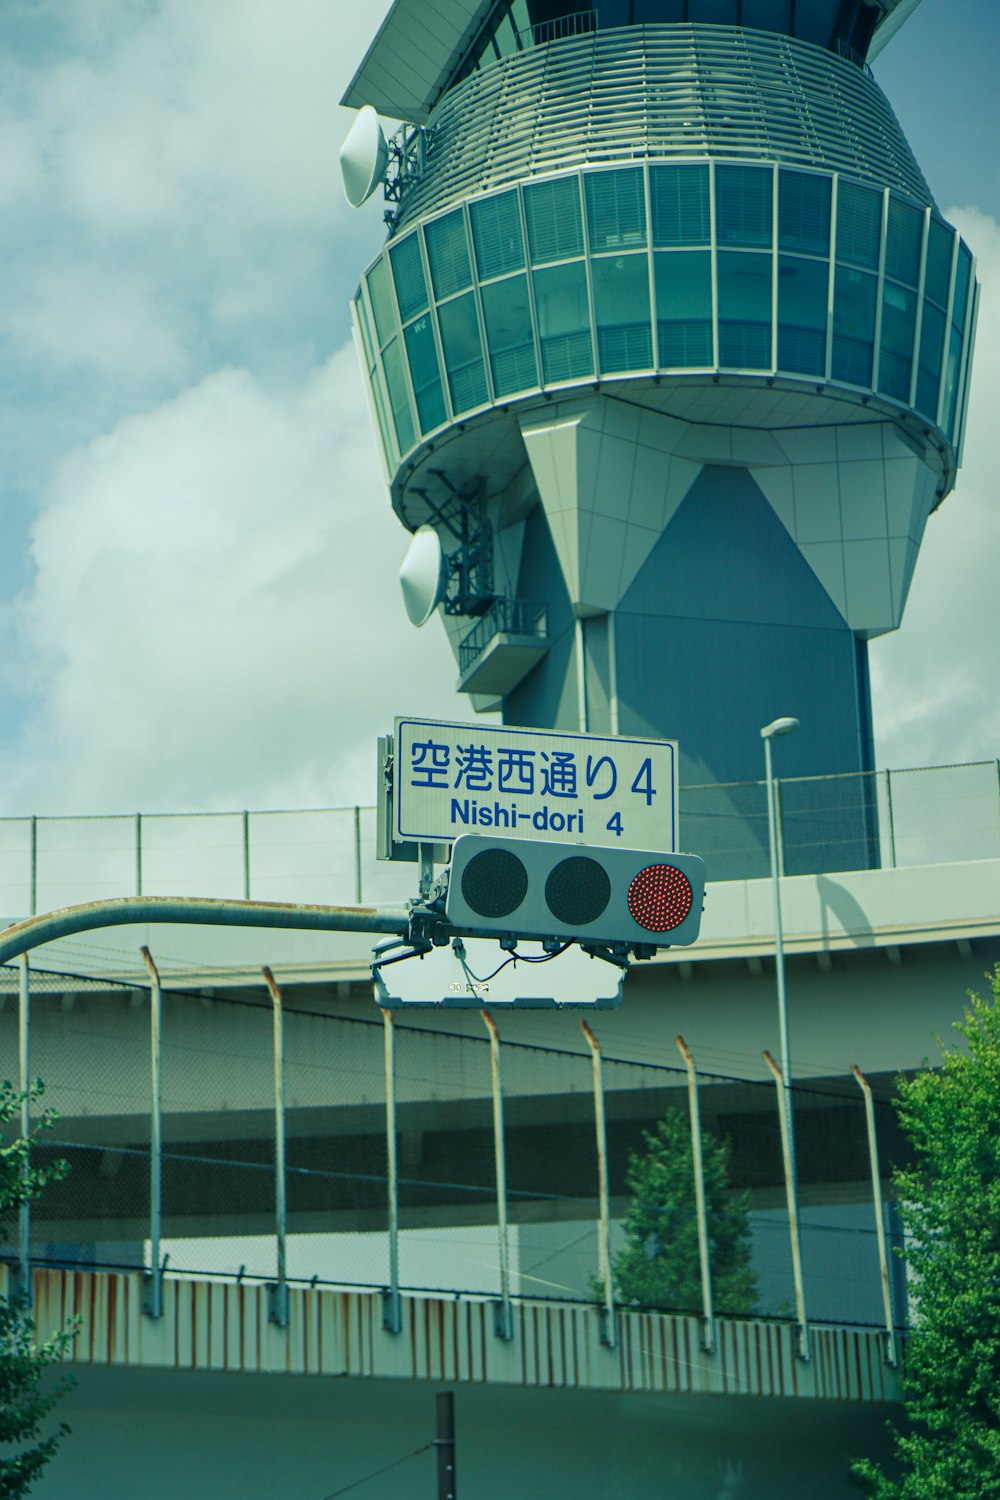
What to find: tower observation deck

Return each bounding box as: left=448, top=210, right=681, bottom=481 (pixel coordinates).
left=343, top=0, right=977, bottom=876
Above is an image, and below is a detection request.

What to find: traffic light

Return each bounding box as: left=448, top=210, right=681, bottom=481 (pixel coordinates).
left=443, top=835, right=705, bottom=951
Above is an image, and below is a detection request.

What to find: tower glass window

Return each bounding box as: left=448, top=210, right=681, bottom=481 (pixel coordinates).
left=470, top=192, right=526, bottom=280
left=832, top=263, right=875, bottom=385
left=480, top=274, right=539, bottom=394
left=777, top=255, right=828, bottom=375
left=717, top=250, right=772, bottom=367
left=779, top=171, right=831, bottom=256
left=690, top=0, right=738, bottom=21
left=952, top=244, right=973, bottom=332
left=524, top=177, right=584, bottom=264
left=879, top=281, right=917, bottom=402
left=885, top=198, right=923, bottom=288
left=654, top=250, right=713, bottom=366
left=591, top=253, right=653, bottom=371
left=389, top=234, right=428, bottom=323
left=437, top=293, right=490, bottom=412
left=425, top=210, right=473, bottom=300
left=741, top=0, right=791, bottom=31
left=915, top=300, right=945, bottom=420
left=650, top=165, right=711, bottom=247
left=403, top=314, right=447, bottom=433
left=366, top=258, right=398, bottom=347
left=794, top=0, right=838, bottom=47
left=585, top=169, right=647, bottom=252
left=381, top=337, right=416, bottom=453
left=924, top=218, right=954, bottom=308
left=836, top=180, right=882, bottom=271
left=716, top=166, right=773, bottom=249
left=533, top=260, right=594, bottom=381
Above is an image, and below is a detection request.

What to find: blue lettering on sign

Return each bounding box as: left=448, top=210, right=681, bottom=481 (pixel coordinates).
left=540, top=750, right=577, bottom=798
left=451, top=799, right=586, bottom=834
left=585, top=754, right=617, bottom=800
left=404, top=729, right=670, bottom=844
left=410, top=739, right=450, bottom=788
left=497, top=747, right=535, bottom=795
left=454, top=743, right=494, bottom=791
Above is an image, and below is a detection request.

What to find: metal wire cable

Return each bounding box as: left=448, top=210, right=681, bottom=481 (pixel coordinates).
left=313, top=1441, right=434, bottom=1499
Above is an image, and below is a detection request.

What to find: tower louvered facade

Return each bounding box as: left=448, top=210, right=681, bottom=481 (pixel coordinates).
left=344, top=0, right=977, bottom=875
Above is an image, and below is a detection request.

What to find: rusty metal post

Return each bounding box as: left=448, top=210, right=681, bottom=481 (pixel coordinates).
left=436, top=1390, right=456, bottom=1500
left=852, top=1065, right=897, bottom=1365
left=676, top=1035, right=715, bottom=1353
left=141, top=946, right=164, bottom=1318
left=383, top=1009, right=402, bottom=1333
left=354, top=806, right=363, bottom=904
left=15, top=956, right=31, bottom=1309
left=763, top=1050, right=809, bottom=1361
left=482, top=1011, right=513, bottom=1340
left=28, top=815, right=37, bottom=919
left=263, top=967, right=289, bottom=1328
left=580, top=1020, right=616, bottom=1348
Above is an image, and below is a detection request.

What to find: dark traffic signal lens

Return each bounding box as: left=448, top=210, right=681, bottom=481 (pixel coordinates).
left=460, top=847, right=529, bottom=919
left=627, top=864, right=693, bottom=932
left=544, top=856, right=612, bottom=927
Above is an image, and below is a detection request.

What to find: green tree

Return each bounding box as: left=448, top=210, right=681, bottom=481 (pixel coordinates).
left=1, top=1080, right=74, bottom=1498
left=606, top=1110, right=757, bottom=1316
left=854, top=966, right=1000, bottom=1498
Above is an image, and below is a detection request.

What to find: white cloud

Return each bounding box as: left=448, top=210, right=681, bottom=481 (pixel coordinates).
left=0, top=0, right=388, bottom=386
left=870, top=206, right=1000, bottom=769
left=1, top=342, right=468, bottom=815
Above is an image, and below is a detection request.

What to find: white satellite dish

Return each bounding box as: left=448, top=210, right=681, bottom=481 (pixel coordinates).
left=339, top=106, right=389, bottom=207
left=399, top=526, right=447, bottom=627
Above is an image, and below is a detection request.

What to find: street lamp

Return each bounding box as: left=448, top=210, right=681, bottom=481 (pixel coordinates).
left=760, top=716, right=799, bottom=1110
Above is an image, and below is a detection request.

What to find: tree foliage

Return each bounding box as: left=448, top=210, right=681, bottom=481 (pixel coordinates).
left=854, top=967, right=1000, bottom=1499
left=607, top=1109, right=757, bottom=1317
left=1, top=1080, right=74, bottom=1498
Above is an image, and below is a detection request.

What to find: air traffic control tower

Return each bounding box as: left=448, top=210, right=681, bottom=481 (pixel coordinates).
left=342, top=0, right=977, bottom=875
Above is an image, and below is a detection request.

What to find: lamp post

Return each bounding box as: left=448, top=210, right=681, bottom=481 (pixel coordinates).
left=760, top=716, right=799, bottom=1119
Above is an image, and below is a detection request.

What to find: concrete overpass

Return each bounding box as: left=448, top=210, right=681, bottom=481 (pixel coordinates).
left=19, top=1265, right=902, bottom=1499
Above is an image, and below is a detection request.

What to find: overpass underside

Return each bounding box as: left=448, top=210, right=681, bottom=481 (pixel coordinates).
left=23, top=1265, right=902, bottom=1500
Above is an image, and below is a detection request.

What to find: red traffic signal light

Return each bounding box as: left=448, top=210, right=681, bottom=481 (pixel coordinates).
left=444, top=836, right=705, bottom=950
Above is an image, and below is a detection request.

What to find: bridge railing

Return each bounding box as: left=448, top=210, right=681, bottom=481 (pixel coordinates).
left=3, top=962, right=908, bottom=1339
left=0, top=759, right=996, bottom=919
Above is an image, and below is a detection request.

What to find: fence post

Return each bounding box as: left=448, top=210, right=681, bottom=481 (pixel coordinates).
left=141, top=947, right=164, bottom=1318
left=763, top=1051, right=810, bottom=1361
left=774, top=775, right=786, bottom=878
left=354, top=807, right=363, bottom=905
left=884, top=771, right=897, bottom=869
left=29, top=815, right=37, bottom=920
left=675, top=1035, right=715, bottom=1353
left=382, top=1010, right=402, bottom=1333
left=580, top=1021, right=616, bottom=1349
left=263, top=967, right=289, bottom=1327
left=481, top=1011, right=513, bottom=1340
left=136, top=814, right=143, bottom=897
left=243, top=812, right=251, bottom=901
left=15, top=957, right=32, bottom=1309
left=851, top=1065, right=897, bottom=1365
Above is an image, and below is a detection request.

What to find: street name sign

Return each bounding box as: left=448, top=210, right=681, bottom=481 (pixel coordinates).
left=393, top=718, right=678, bottom=852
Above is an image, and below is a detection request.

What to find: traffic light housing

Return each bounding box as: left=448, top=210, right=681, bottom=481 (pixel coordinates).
left=443, top=835, right=705, bottom=951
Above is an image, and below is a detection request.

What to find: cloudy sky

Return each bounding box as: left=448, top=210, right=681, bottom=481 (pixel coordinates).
left=0, top=0, right=997, bottom=819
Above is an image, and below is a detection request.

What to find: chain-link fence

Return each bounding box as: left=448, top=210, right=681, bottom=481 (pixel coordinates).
left=1, top=963, right=909, bottom=1333
left=0, top=759, right=996, bottom=915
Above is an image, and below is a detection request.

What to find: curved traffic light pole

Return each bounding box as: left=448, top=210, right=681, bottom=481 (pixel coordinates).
left=0, top=894, right=413, bottom=969
left=1, top=893, right=415, bottom=1311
